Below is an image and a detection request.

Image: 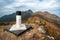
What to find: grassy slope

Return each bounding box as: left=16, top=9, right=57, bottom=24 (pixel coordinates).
left=0, top=16, right=60, bottom=40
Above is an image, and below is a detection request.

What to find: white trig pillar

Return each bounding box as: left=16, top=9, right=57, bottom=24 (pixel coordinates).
left=9, top=11, right=27, bottom=31
left=16, top=11, right=22, bottom=28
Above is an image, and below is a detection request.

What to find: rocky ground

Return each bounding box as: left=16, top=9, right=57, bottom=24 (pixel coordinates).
left=0, top=16, right=60, bottom=40
left=0, top=22, right=55, bottom=40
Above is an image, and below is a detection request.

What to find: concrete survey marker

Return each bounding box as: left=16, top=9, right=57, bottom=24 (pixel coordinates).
left=5, top=11, right=33, bottom=36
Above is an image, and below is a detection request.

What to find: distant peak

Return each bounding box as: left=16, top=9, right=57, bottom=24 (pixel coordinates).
left=27, top=9, right=33, bottom=12
left=44, top=11, right=50, bottom=14
left=28, top=9, right=32, bottom=11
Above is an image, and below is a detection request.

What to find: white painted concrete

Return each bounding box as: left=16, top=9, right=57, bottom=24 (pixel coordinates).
left=9, top=15, right=27, bottom=31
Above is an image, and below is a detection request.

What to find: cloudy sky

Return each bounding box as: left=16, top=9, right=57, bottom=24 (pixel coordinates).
left=0, top=0, right=60, bottom=17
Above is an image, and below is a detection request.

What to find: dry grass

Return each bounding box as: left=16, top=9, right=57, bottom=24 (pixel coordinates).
left=0, top=16, right=60, bottom=40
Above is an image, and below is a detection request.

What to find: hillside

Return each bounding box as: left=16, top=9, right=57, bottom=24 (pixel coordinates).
left=32, top=11, right=60, bottom=27
left=0, top=11, right=60, bottom=40
left=0, top=15, right=60, bottom=40
left=0, top=10, right=60, bottom=27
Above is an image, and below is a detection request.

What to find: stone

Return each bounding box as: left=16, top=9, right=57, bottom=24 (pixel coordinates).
left=4, top=25, right=33, bottom=36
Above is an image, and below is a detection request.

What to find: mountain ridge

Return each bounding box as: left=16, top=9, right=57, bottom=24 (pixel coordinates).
left=32, top=11, right=60, bottom=27
left=0, top=10, right=33, bottom=22
left=0, top=10, right=60, bottom=27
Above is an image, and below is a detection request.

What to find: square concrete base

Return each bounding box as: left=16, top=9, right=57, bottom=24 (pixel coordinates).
left=4, top=25, right=33, bottom=36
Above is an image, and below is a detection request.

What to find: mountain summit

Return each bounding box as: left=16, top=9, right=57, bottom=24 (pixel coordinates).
left=0, top=10, right=60, bottom=40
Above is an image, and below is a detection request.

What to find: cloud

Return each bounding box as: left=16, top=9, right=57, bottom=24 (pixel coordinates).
left=4, top=0, right=59, bottom=9
left=0, top=0, right=60, bottom=17
left=1, top=0, right=60, bottom=9
left=4, top=0, right=60, bottom=13
left=0, top=0, right=4, bottom=2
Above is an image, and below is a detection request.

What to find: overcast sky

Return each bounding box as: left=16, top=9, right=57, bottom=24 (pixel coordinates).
left=0, top=0, right=60, bottom=17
